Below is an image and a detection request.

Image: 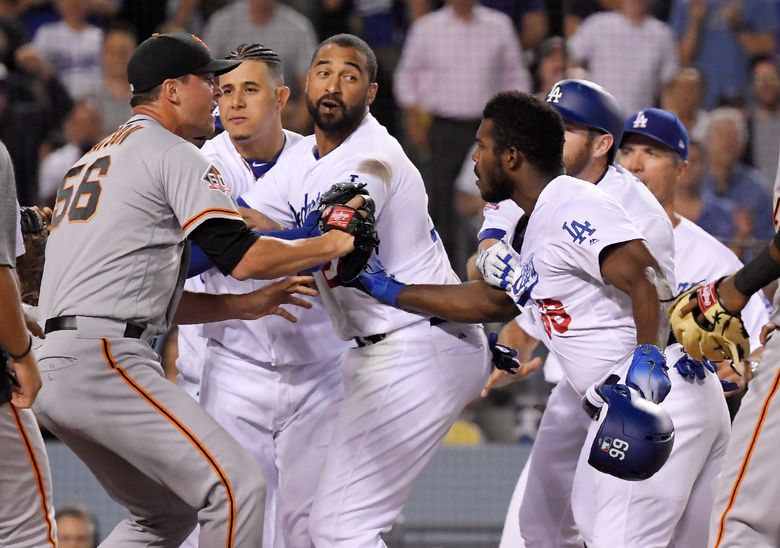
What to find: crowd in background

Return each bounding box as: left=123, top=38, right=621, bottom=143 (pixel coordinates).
left=6, top=0, right=780, bottom=443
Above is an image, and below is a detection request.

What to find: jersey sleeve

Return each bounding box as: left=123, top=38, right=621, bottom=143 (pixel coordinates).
left=330, top=157, right=392, bottom=219
left=15, top=203, right=24, bottom=259
left=0, top=142, right=18, bottom=266
left=546, top=191, right=644, bottom=283
left=239, top=169, right=297, bottom=227
left=478, top=199, right=525, bottom=243
left=159, top=142, right=243, bottom=236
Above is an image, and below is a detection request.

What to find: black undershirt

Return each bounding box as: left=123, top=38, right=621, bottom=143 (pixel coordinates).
left=188, top=218, right=259, bottom=275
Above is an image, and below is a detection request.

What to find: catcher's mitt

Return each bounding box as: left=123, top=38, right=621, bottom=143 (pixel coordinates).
left=318, top=182, right=380, bottom=283
left=15, top=207, right=48, bottom=306
left=669, top=279, right=750, bottom=364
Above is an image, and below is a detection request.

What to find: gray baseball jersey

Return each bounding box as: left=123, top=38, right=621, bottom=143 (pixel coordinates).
left=0, top=139, right=57, bottom=548
left=33, top=115, right=268, bottom=547
left=39, top=114, right=242, bottom=336
left=708, top=147, right=780, bottom=548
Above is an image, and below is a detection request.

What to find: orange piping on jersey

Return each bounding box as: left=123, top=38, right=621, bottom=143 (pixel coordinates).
left=89, top=123, right=143, bottom=153
left=100, top=339, right=237, bottom=547
left=10, top=405, right=56, bottom=547
left=714, top=362, right=780, bottom=547
left=182, top=208, right=242, bottom=233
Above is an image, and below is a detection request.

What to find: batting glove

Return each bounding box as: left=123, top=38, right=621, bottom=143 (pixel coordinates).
left=626, top=344, right=671, bottom=404
left=487, top=332, right=520, bottom=374
left=673, top=354, right=716, bottom=381
left=477, top=238, right=517, bottom=291
left=344, top=256, right=405, bottom=307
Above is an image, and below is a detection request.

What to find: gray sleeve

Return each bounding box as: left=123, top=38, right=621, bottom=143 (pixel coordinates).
left=0, top=140, right=18, bottom=266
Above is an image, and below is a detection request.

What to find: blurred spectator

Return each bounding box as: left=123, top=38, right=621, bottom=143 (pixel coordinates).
left=701, top=107, right=774, bottom=254
left=662, top=66, right=710, bottom=142
left=481, top=0, right=548, bottom=50
left=568, top=0, right=679, bottom=114
left=203, top=0, right=317, bottom=133
left=0, top=58, right=71, bottom=204
left=91, top=22, right=133, bottom=133
left=37, top=97, right=102, bottom=205
left=25, top=0, right=103, bottom=99
left=747, top=55, right=780, bottom=184
left=56, top=505, right=99, bottom=548
left=532, top=36, right=566, bottom=99
left=394, top=0, right=529, bottom=271
left=0, top=0, right=30, bottom=71
left=116, top=0, right=167, bottom=41
left=562, top=0, right=620, bottom=37
left=671, top=0, right=778, bottom=108
left=675, top=141, right=738, bottom=242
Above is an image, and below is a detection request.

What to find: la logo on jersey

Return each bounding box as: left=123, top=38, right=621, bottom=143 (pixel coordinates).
left=562, top=220, right=596, bottom=245
left=632, top=111, right=649, bottom=129
left=202, top=165, right=230, bottom=195
left=546, top=85, right=563, bottom=104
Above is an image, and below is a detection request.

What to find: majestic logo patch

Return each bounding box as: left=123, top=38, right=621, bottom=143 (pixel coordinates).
left=203, top=164, right=231, bottom=195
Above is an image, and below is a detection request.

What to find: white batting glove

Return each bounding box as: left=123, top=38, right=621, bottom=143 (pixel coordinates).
left=476, top=238, right=517, bottom=291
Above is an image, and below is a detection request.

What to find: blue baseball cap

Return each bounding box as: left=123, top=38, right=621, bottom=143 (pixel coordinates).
left=621, top=108, right=689, bottom=160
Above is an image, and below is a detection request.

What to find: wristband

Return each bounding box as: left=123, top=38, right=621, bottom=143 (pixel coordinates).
left=7, top=335, right=32, bottom=360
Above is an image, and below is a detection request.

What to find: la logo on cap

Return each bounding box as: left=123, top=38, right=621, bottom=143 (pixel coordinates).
left=632, top=111, right=648, bottom=129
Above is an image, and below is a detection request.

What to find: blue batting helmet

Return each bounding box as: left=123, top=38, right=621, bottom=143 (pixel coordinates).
left=545, top=79, right=624, bottom=162
left=583, top=377, right=675, bottom=481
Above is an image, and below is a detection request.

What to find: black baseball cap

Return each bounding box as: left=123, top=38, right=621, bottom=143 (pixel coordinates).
left=128, top=32, right=241, bottom=93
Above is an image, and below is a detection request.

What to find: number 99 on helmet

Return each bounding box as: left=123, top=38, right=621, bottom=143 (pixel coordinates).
left=583, top=377, right=675, bottom=481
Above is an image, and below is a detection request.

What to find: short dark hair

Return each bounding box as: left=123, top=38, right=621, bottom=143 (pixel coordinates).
left=483, top=91, right=565, bottom=176
left=312, top=34, right=377, bottom=82
left=226, top=43, right=284, bottom=84
left=56, top=505, right=99, bottom=547
left=130, top=75, right=190, bottom=107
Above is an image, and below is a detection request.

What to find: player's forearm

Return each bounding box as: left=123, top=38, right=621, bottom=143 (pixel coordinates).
left=720, top=231, right=780, bottom=313
left=397, top=281, right=519, bottom=323
left=0, top=266, right=33, bottom=356
left=629, top=269, right=666, bottom=347
left=232, top=232, right=352, bottom=281
left=173, top=291, right=257, bottom=324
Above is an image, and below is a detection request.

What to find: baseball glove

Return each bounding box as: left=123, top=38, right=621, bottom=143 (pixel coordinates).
left=669, top=279, right=750, bottom=364
left=318, top=182, right=380, bottom=283
left=15, top=207, right=48, bottom=306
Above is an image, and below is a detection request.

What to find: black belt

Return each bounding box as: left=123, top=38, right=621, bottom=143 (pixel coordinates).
left=44, top=316, right=147, bottom=339
left=354, top=317, right=448, bottom=348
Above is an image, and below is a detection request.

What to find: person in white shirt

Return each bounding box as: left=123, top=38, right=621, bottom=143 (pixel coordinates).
left=178, top=43, right=351, bottom=548
left=239, top=34, right=492, bottom=548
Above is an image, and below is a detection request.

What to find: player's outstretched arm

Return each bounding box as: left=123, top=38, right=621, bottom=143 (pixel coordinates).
left=397, top=280, right=520, bottom=323
left=173, top=275, right=318, bottom=325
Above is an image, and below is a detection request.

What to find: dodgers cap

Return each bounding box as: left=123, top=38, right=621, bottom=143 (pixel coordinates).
left=128, top=32, right=241, bottom=94
left=622, top=108, right=690, bottom=160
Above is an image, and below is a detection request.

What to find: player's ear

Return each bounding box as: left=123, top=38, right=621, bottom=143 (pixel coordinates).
left=504, top=146, right=524, bottom=171
left=275, top=86, right=291, bottom=110
left=365, top=82, right=378, bottom=106
left=161, top=78, right=181, bottom=104
left=674, top=158, right=688, bottom=182
left=593, top=133, right=614, bottom=160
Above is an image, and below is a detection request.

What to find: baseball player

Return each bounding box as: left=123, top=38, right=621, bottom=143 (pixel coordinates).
left=239, top=33, right=490, bottom=547
left=358, top=87, right=726, bottom=547
left=33, top=33, right=360, bottom=547
left=181, top=43, right=351, bottom=548
left=1, top=143, right=56, bottom=548
left=704, top=145, right=780, bottom=548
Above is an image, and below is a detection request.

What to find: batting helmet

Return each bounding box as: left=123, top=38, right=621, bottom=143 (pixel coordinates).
left=545, top=79, right=624, bottom=162
left=583, top=376, right=675, bottom=481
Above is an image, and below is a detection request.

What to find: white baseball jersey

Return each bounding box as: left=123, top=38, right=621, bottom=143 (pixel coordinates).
left=500, top=174, right=647, bottom=394
left=241, top=113, right=461, bottom=339
left=673, top=216, right=769, bottom=350
left=197, top=129, right=351, bottom=365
